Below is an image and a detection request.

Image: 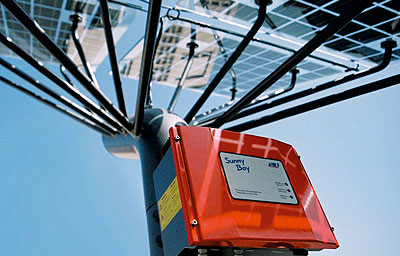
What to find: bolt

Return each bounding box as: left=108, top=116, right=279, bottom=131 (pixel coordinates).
left=155, top=235, right=163, bottom=248
left=174, top=135, right=181, bottom=141
left=191, top=219, right=198, bottom=226
left=331, top=226, right=335, bottom=232
left=152, top=210, right=159, bottom=222
left=198, top=248, right=207, bottom=256
left=234, top=249, right=244, bottom=255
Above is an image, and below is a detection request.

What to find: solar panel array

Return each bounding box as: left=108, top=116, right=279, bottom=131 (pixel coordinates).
left=120, top=0, right=400, bottom=98
left=0, top=0, right=399, bottom=99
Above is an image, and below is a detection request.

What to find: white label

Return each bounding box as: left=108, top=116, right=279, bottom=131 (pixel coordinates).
left=219, top=152, right=298, bottom=204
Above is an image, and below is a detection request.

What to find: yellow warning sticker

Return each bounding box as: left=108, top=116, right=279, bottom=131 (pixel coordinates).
left=158, top=177, right=182, bottom=232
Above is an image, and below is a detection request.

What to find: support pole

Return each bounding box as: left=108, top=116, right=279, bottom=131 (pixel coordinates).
left=135, top=109, right=186, bottom=256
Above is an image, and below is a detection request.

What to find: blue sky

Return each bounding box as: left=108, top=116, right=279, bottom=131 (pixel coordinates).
left=1, top=6, right=400, bottom=256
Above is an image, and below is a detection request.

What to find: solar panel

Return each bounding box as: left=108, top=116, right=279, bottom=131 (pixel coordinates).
left=0, top=0, right=399, bottom=100
left=119, top=0, right=400, bottom=98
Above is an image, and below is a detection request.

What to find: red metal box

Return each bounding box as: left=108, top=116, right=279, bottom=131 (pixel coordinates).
left=156, top=126, right=338, bottom=254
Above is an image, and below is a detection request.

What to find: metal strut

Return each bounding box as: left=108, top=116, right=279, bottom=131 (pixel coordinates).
left=134, top=0, right=162, bottom=136
left=167, top=41, right=198, bottom=112
left=200, top=0, right=237, bottom=101
left=69, top=13, right=100, bottom=89
left=194, top=68, right=299, bottom=127
left=227, top=73, right=400, bottom=132
left=0, top=57, right=117, bottom=135
left=0, top=0, right=133, bottom=133
left=184, top=0, right=268, bottom=123
left=99, top=0, right=128, bottom=116
left=0, top=34, right=124, bottom=133
left=210, top=0, right=375, bottom=129
left=0, top=76, right=112, bottom=136
left=229, top=39, right=396, bottom=122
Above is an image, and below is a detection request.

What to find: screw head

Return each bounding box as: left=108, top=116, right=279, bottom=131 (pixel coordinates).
left=174, top=135, right=181, bottom=141
left=190, top=219, right=198, bottom=226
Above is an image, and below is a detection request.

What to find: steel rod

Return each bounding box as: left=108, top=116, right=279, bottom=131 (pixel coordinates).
left=167, top=42, right=197, bottom=112
left=147, top=17, right=165, bottom=108
left=0, top=0, right=132, bottom=133
left=191, top=100, right=234, bottom=125
left=108, top=0, right=357, bottom=72
left=70, top=14, right=100, bottom=89
left=99, top=0, right=127, bottom=116
left=227, top=73, right=400, bottom=132
left=184, top=0, right=268, bottom=123
left=211, top=0, right=375, bottom=128
left=0, top=34, right=124, bottom=133
left=133, top=0, right=162, bottom=136
left=230, top=39, right=396, bottom=121
left=194, top=68, right=299, bottom=126
left=0, top=57, right=117, bottom=135
left=0, top=76, right=112, bottom=136
left=200, top=0, right=237, bottom=100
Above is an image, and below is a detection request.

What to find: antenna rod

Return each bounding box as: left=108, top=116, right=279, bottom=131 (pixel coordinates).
left=0, top=76, right=112, bottom=136
left=99, top=0, right=127, bottom=116
left=211, top=0, right=375, bottom=128
left=0, top=0, right=132, bottom=133
left=228, top=74, right=400, bottom=132
left=184, top=0, right=268, bottom=123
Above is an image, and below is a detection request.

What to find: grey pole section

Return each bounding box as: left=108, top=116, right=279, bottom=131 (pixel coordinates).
left=103, top=108, right=186, bottom=256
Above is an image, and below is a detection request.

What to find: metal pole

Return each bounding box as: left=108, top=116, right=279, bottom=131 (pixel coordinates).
left=230, top=39, right=396, bottom=122
left=99, top=0, right=128, bottom=116
left=184, top=0, right=268, bottom=123
left=200, top=0, right=237, bottom=100
left=227, top=73, right=400, bottom=132
left=0, top=57, right=117, bottom=135
left=167, top=42, right=198, bottom=112
left=0, top=34, right=124, bottom=133
left=0, top=76, right=112, bottom=136
left=136, top=109, right=186, bottom=256
left=193, top=68, right=299, bottom=126
left=69, top=13, right=100, bottom=89
left=210, top=0, right=375, bottom=128
left=134, top=0, right=162, bottom=136
left=0, top=0, right=133, bottom=133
